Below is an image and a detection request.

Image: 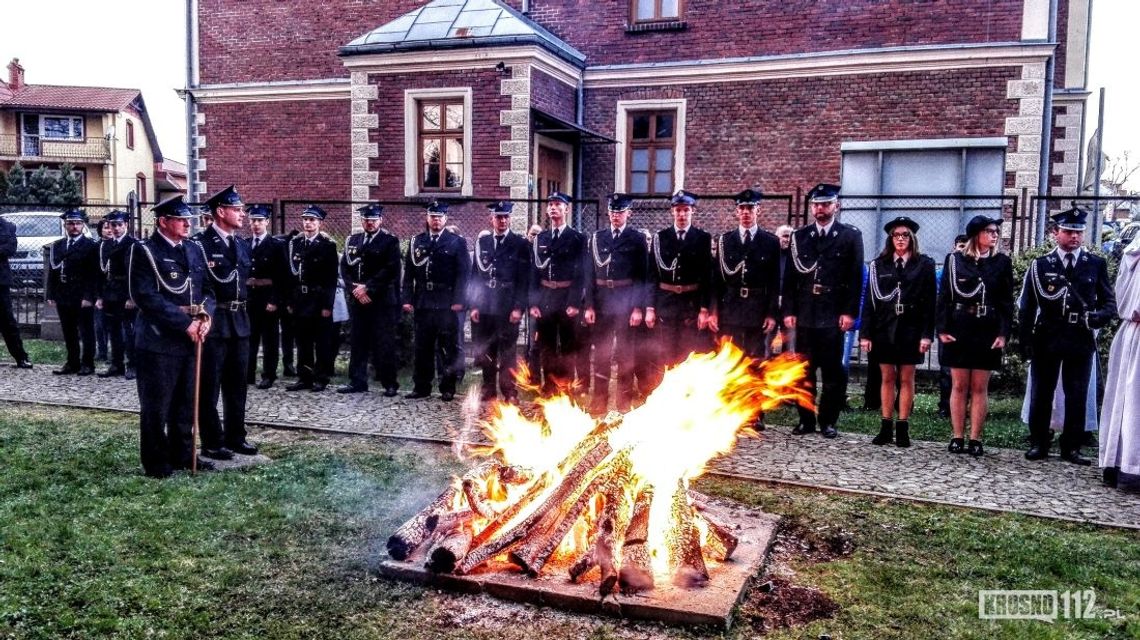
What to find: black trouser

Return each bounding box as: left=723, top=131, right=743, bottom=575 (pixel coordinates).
left=632, top=323, right=657, bottom=398
left=199, top=334, right=251, bottom=450
left=650, top=304, right=713, bottom=388
left=592, top=312, right=637, bottom=410
left=135, top=349, right=195, bottom=475
left=101, top=300, right=136, bottom=370
left=795, top=326, right=847, bottom=429
left=472, top=313, right=520, bottom=400
left=57, top=303, right=95, bottom=369
left=280, top=309, right=296, bottom=369
left=0, top=286, right=28, bottom=361
left=247, top=294, right=280, bottom=381
left=294, top=314, right=334, bottom=384
left=437, top=311, right=466, bottom=384
left=535, top=310, right=577, bottom=393
left=1028, top=335, right=1093, bottom=452
left=347, top=300, right=400, bottom=390
left=413, top=308, right=459, bottom=395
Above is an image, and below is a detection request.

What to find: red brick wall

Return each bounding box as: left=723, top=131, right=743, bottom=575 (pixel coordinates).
left=1054, top=0, right=1069, bottom=88
left=369, top=69, right=512, bottom=200
left=198, top=100, right=350, bottom=201
left=581, top=66, right=1022, bottom=201
left=527, top=0, right=1024, bottom=66
left=530, top=68, right=577, bottom=123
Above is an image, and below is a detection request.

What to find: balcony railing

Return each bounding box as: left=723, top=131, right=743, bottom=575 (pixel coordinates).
left=0, top=134, right=111, bottom=162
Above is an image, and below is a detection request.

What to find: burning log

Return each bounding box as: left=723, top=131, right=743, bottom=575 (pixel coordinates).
left=462, top=460, right=502, bottom=519
left=568, top=480, right=636, bottom=594
left=618, top=488, right=655, bottom=594
left=665, top=481, right=708, bottom=587
left=427, top=524, right=474, bottom=574
left=695, top=511, right=738, bottom=562
left=387, top=486, right=459, bottom=561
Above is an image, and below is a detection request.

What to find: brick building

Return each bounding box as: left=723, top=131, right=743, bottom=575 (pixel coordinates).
left=187, top=0, right=1092, bottom=258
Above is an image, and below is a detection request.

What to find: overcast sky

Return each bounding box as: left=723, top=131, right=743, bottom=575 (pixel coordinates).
left=2, top=0, right=1136, bottom=187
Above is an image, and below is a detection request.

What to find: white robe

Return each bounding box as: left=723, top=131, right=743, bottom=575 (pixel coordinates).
left=1099, top=234, right=1140, bottom=475
left=1019, top=355, right=1099, bottom=431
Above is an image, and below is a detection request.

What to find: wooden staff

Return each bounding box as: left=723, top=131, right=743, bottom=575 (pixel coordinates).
left=192, top=332, right=203, bottom=475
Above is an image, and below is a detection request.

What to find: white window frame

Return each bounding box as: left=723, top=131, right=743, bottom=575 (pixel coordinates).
left=404, top=87, right=473, bottom=198
left=39, top=115, right=85, bottom=140
left=614, top=98, right=686, bottom=195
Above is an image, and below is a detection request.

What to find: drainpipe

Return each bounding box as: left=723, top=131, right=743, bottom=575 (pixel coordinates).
left=1034, top=0, right=1059, bottom=242
left=575, top=77, right=585, bottom=229
left=185, top=0, right=199, bottom=202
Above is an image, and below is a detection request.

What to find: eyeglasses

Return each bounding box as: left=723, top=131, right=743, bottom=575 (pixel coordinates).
left=982, top=228, right=1000, bottom=235
left=890, top=232, right=912, bottom=239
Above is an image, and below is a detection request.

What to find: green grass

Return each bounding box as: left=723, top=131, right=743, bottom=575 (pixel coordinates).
left=1, top=404, right=1136, bottom=639
left=15, top=339, right=65, bottom=365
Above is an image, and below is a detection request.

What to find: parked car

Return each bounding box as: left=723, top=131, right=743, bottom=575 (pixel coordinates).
left=0, top=211, right=91, bottom=289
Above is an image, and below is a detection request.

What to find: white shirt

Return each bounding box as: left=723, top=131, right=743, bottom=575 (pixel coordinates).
left=739, top=225, right=758, bottom=242
left=816, top=221, right=834, bottom=236
left=1057, top=247, right=1083, bottom=265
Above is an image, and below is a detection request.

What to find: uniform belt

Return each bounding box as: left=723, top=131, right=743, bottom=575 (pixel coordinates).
left=177, top=304, right=206, bottom=316
left=423, top=282, right=452, bottom=292
left=298, top=285, right=326, bottom=294
left=1043, top=312, right=1085, bottom=325
left=481, top=278, right=512, bottom=289
left=247, top=278, right=274, bottom=287
left=811, top=284, right=834, bottom=295
left=731, top=285, right=758, bottom=299
left=893, top=303, right=916, bottom=315
left=541, top=279, right=573, bottom=289
left=659, top=283, right=699, bottom=294
left=596, top=278, right=633, bottom=288
left=953, top=302, right=989, bottom=317
left=216, top=300, right=247, bottom=311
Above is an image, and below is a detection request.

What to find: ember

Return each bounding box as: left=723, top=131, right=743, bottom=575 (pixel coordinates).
left=387, top=342, right=810, bottom=595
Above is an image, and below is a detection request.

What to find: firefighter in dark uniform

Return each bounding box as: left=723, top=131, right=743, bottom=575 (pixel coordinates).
left=783, top=183, right=864, bottom=439
left=1020, top=207, right=1116, bottom=465
left=402, top=200, right=470, bottom=400
left=47, top=209, right=99, bottom=375
left=645, top=190, right=713, bottom=386
left=338, top=203, right=403, bottom=396
left=467, top=201, right=530, bottom=403
left=284, top=205, right=339, bottom=392
left=129, top=196, right=216, bottom=478
left=529, top=191, right=586, bottom=393
left=583, top=193, right=649, bottom=414
left=245, top=204, right=287, bottom=389
left=709, top=188, right=781, bottom=428
left=194, top=186, right=257, bottom=458
left=94, top=210, right=139, bottom=378
left=0, top=214, right=32, bottom=369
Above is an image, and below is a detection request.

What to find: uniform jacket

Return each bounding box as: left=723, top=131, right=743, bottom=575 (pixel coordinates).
left=46, top=235, right=99, bottom=306
left=194, top=226, right=252, bottom=339
left=782, top=222, right=864, bottom=328
left=648, top=226, right=713, bottom=313
left=529, top=226, right=586, bottom=315
left=129, top=232, right=216, bottom=356
left=341, top=228, right=402, bottom=308
left=245, top=233, right=289, bottom=308
left=402, top=230, right=469, bottom=310
left=0, top=218, right=16, bottom=287
left=711, top=227, right=781, bottom=328
left=287, top=233, right=339, bottom=317
left=860, top=253, right=937, bottom=345
left=584, top=226, right=649, bottom=317
left=936, top=251, right=1016, bottom=338
left=1018, top=248, right=1116, bottom=350
left=467, top=230, right=530, bottom=315
left=95, top=235, right=139, bottom=305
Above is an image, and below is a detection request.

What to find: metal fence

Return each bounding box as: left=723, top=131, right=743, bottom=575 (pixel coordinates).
left=622, top=194, right=796, bottom=237
left=1030, top=194, right=1140, bottom=247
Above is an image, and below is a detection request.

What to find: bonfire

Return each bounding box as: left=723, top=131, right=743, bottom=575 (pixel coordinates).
left=387, top=342, right=811, bottom=595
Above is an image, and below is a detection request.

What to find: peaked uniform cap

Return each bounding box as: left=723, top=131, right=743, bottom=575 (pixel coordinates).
left=103, top=210, right=130, bottom=223
left=807, top=183, right=841, bottom=203
left=1051, top=206, right=1089, bottom=231
left=547, top=191, right=572, bottom=204
left=884, top=216, right=920, bottom=234
left=204, top=185, right=244, bottom=210
left=301, top=204, right=327, bottom=220
left=607, top=193, right=634, bottom=211
left=357, top=203, right=384, bottom=219
left=59, top=209, right=88, bottom=222
left=734, top=188, right=764, bottom=206
left=487, top=200, right=513, bottom=214
left=671, top=190, right=698, bottom=206
left=246, top=204, right=272, bottom=219
left=426, top=200, right=449, bottom=214
left=151, top=196, right=195, bottom=219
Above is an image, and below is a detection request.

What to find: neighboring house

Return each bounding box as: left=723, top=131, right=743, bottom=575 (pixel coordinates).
left=154, top=158, right=188, bottom=204
left=186, top=0, right=1093, bottom=257
left=0, top=58, right=165, bottom=206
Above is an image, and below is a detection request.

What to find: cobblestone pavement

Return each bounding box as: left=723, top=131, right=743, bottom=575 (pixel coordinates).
left=3, top=362, right=1137, bottom=530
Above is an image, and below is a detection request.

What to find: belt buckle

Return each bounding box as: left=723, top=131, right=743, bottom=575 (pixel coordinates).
left=425, top=282, right=435, bottom=291
left=605, top=279, right=614, bottom=289
left=739, top=287, right=749, bottom=299
left=895, top=302, right=904, bottom=315
left=812, top=283, right=823, bottom=295
left=300, top=285, right=308, bottom=294
left=60, top=274, right=68, bottom=283
left=230, top=301, right=243, bottom=311
left=1068, top=312, right=1080, bottom=324
left=976, top=304, right=988, bottom=317
left=487, top=279, right=497, bottom=289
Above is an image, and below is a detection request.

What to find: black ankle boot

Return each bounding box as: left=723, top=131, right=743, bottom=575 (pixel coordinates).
left=895, top=420, right=911, bottom=448
left=871, top=418, right=893, bottom=445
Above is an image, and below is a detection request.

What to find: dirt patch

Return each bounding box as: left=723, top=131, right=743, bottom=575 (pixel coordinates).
left=769, top=520, right=856, bottom=565
left=737, top=577, right=839, bottom=634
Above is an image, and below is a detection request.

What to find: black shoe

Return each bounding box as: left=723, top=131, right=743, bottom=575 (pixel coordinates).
left=405, top=391, right=431, bottom=399
left=146, top=465, right=174, bottom=479
left=967, top=439, right=984, bottom=457
left=284, top=381, right=312, bottom=392
left=383, top=387, right=399, bottom=398
left=77, top=366, right=95, bottom=376
left=194, top=457, right=217, bottom=472
left=201, top=447, right=235, bottom=461
left=440, top=392, right=455, bottom=401
left=124, top=367, right=136, bottom=380
left=97, top=366, right=125, bottom=378
left=1059, top=450, right=1092, bottom=466
left=948, top=438, right=965, bottom=454
left=792, top=423, right=816, bottom=435
left=311, top=382, right=327, bottom=392
left=228, top=441, right=259, bottom=456
left=12, top=359, right=32, bottom=369
left=1024, top=445, right=1049, bottom=461
left=895, top=420, right=911, bottom=448
left=871, top=418, right=894, bottom=445
left=53, top=365, right=79, bottom=375
left=821, top=425, right=838, bottom=439
left=336, top=384, right=367, bottom=394
left=256, top=378, right=275, bottom=390
left=1104, top=467, right=1119, bottom=488
left=283, top=364, right=297, bottom=377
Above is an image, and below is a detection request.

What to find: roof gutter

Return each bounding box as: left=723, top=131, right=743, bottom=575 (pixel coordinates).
left=1035, top=0, right=1059, bottom=240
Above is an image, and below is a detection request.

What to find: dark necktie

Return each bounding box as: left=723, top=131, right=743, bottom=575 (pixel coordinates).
left=677, top=229, right=686, bottom=242
left=552, top=228, right=560, bottom=241
left=1065, top=254, right=1075, bottom=280
left=613, top=229, right=620, bottom=241
left=430, top=234, right=438, bottom=244
left=743, top=229, right=752, bottom=245
left=253, top=237, right=260, bottom=250
left=494, top=235, right=503, bottom=250
left=365, top=233, right=374, bottom=245
left=66, top=238, right=74, bottom=251
left=895, top=257, right=904, bottom=273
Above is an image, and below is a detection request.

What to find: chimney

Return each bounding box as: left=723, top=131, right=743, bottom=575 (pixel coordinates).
left=7, top=58, right=25, bottom=90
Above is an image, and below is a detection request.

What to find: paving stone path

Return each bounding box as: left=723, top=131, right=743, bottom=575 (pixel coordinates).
left=3, top=362, right=1137, bottom=530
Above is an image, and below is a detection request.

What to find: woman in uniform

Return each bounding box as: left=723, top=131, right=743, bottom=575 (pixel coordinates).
left=936, top=215, right=1015, bottom=457
left=860, top=216, right=936, bottom=448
